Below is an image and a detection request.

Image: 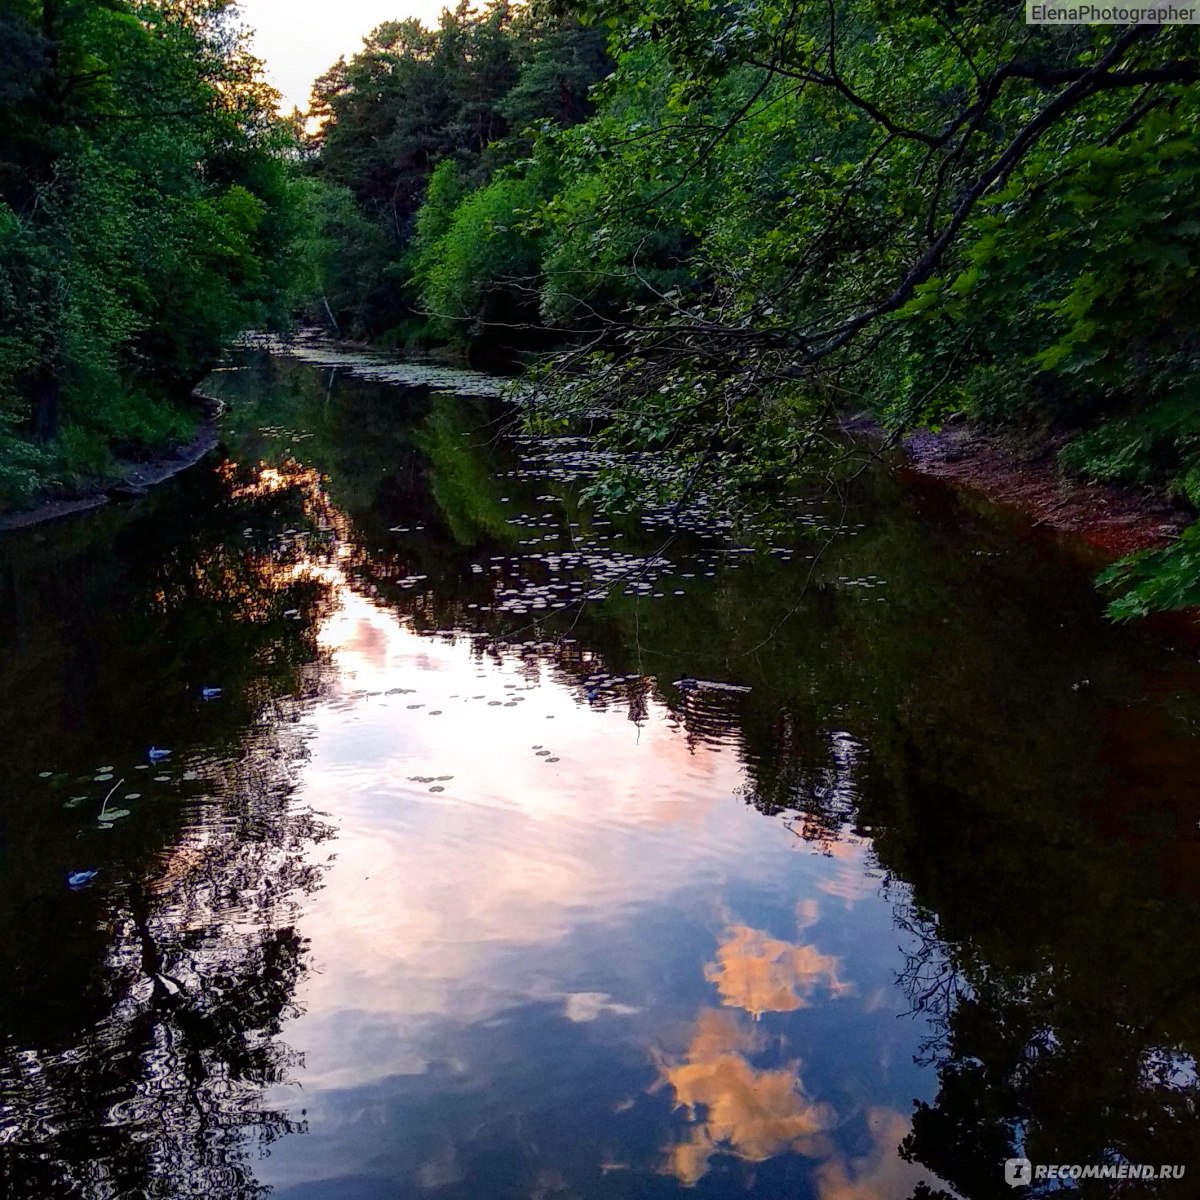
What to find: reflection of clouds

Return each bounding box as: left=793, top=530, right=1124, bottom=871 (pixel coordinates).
left=562, top=992, right=641, bottom=1023
left=279, top=583, right=893, bottom=1103
left=790, top=834, right=882, bottom=909
left=818, top=860, right=882, bottom=909
left=658, top=1009, right=835, bottom=1186
left=705, top=924, right=855, bottom=1018
left=658, top=1014, right=947, bottom=1195
left=342, top=617, right=389, bottom=670
left=815, top=1107, right=941, bottom=1200
left=249, top=521, right=909, bottom=1191
left=657, top=912, right=944, bottom=1194
left=318, top=588, right=730, bottom=829
left=281, top=584, right=785, bottom=1093
left=415, top=1138, right=463, bottom=1190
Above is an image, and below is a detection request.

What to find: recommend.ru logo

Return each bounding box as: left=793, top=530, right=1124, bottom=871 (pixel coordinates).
left=1005, top=1158, right=1186, bottom=1186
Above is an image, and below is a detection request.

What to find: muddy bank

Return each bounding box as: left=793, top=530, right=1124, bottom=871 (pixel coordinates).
left=854, top=418, right=1189, bottom=559
left=0, top=400, right=222, bottom=533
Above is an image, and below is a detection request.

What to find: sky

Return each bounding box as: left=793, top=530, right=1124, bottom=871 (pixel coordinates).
left=237, top=1, right=446, bottom=113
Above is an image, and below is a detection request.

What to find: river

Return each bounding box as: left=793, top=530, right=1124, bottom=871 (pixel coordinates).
left=1, top=343, right=1199, bottom=1199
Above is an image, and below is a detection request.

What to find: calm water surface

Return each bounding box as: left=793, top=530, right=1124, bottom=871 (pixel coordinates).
left=3, top=346, right=1200, bottom=1199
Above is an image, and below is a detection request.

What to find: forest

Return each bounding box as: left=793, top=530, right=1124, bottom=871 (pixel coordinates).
left=2, top=0, right=1200, bottom=615
left=5, top=7, right=1200, bottom=1196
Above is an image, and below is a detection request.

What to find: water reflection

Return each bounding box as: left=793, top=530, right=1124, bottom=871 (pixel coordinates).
left=2, top=347, right=1200, bottom=1198
left=658, top=1008, right=835, bottom=1186
left=705, top=921, right=854, bottom=1018
left=0, top=453, right=340, bottom=1197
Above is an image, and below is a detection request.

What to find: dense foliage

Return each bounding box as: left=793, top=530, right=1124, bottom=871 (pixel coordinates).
left=303, top=1, right=608, bottom=349
left=0, top=0, right=303, bottom=508
left=309, top=3, right=1200, bottom=615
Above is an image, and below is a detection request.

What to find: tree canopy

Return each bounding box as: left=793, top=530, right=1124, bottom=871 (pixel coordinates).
left=0, top=0, right=303, bottom=507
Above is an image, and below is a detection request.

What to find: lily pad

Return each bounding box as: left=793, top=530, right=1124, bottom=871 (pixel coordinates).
left=101, top=808, right=130, bottom=821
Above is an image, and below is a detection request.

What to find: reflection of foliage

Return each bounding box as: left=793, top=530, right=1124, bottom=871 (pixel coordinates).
left=0, top=707, right=332, bottom=1198
left=284, top=367, right=1200, bottom=1199
left=0, top=455, right=339, bottom=1197
left=881, top=798, right=1200, bottom=1199
left=415, top=395, right=515, bottom=545
left=738, top=721, right=862, bottom=851
left=35, top=356, right=1198, bottom=1199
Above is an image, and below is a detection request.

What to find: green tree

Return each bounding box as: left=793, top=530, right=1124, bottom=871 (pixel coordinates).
left=0, top=0, right=304, bottom=508
left=304, top=4, right=610, bottom=347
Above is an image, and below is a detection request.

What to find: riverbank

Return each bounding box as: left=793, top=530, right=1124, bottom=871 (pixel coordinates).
left=896, top=419, right=1188, bottom=558
left=4, top=352, right=1189, bottom=576
left=0, top=398, right=222, bottom=533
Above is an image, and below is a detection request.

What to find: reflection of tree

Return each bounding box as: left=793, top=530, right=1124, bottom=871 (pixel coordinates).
left=890, top=840, right=1200, bottom=1200
left=893, top=909, right=973, bottom=1054
left=192, top=351, right=1200, bottom=1199
left=0, top=460, right=339, bottom=1198
left=0, top=456, right=339, bottom=776
left=0, top=719, right=331, bottom=1197
left=806, top=734, right=1200, bottom=1200
left=738, top=722, right=864, bottom=857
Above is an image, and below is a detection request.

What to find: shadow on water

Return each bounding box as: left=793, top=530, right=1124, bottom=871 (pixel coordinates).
left=2, top=345, right=1200, bottom=1197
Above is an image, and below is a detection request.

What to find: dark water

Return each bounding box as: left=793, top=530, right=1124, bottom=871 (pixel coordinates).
left=2, top=345, right=1200, bottom=1200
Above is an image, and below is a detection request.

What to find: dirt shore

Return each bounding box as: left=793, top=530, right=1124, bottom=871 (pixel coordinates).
left=875, top=418, right=1188, bottom=559
left=0, top=401, right=222, bottom=534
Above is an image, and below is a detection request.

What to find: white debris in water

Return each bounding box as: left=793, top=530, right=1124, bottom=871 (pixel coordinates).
left=239, top=333, right=517, bottom=399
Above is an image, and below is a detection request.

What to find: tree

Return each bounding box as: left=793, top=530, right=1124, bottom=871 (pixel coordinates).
left=0, top=0, right=304, bottom=508
left=304, top=4, right=611, bottom=348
